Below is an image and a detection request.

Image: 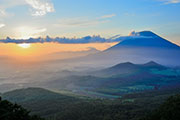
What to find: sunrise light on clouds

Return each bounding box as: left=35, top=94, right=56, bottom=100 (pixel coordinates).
left=0, top=0, right=179, bottom=62
left=0, top=0, right=179, bottom=43
left=0, top=1, right=180, bottom=120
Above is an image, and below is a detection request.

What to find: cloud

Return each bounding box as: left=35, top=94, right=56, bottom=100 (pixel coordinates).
left=0, top=7, right=9, bottom=18
left=0, top=0, right=26, bottom=17
left=0, top=24, right=5, bottom=28
left=0, top=8, right=15, bottom=18
left=0, top=0, right=55, bottom=17
left=159, top=0, right=180, bottom=4
left=0, top=35, right=111, bottom=44
left=29, top=28, right=47, bottom=35
left=55, top=14, right=116, bottom=28
left=0, top=9, right=6, bottom=17
left=25, top=0, right=55, bottom=16
left=55, top=17, right=109, bottom=28
left=0, top=30, right=156, bottom=44
left=15, top=26, right=47, bottom=39
left=100, top=14, right=116, bottom=19
left=0, top=31, right=150, bottom=44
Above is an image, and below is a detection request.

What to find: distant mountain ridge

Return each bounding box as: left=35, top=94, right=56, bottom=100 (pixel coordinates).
left=110, top=61, right=165, bottom=70
left=78, top=31, right=180, bottom=67
left=2, top=87, right=73, bottom=103
left=143, top=61, right=165, bottom=68
left=92, top=61, right=166, bottom=77
left=108, top=31, right=180, bottom=50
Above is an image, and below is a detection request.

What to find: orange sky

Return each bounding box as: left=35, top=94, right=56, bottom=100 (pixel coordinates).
left=0, top=42, right=117, bottom=61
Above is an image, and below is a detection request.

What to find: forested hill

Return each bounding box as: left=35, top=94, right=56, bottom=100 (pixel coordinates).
left=0, top=96, right=44, bottom=120
left=1, top=87, right=180, bottom=120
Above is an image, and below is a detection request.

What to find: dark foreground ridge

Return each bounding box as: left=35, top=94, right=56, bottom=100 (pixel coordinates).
left=0, top=97, right=44, bottom=120
left=1, top=87, right=180, bottom=120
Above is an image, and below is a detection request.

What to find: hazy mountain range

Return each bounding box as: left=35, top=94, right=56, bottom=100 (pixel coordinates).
left=40, top=61, right=180, bottom=97
left=1, top=31, right=180, bottom=120
left=0, top=30, right=180, bottom=94
left=71, top=31, right=180, bottom=67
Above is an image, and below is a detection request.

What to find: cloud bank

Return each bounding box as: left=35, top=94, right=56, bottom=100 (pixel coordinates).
left=0, top=31, right=154, bottom=44
left=0, top=35, right=109, bottom=44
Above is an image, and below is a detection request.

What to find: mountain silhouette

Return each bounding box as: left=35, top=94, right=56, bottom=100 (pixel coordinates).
left=143, top=61, right=166, bottom=69
left=108, top=31, right=180, bottom=50
left=92, top=61, right=166, bottom=77
left=84, top=31, right=180, bottom=67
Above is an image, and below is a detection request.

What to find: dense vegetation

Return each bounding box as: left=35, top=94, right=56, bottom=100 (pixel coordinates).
left=2, top=87, right=180, bottom=120
left=142, top=94, right=180, bottom=120
left=0, top=97, right=44, bottom=120
left=2, top=88, right=80, bottom=118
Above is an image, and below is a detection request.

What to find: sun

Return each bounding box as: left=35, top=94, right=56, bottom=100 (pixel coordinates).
left=18, top=43, right=31, bottom=49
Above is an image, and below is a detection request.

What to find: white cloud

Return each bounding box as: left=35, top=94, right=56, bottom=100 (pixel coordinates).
left=100, top=14, right=116, bottom=19
left=160, top=0, right=180, bottom=4
left=25, top=0, right=55, bottom=16
left=0, top=0, right=54, bottom=17
left=0, top=24, right=5, bottom=28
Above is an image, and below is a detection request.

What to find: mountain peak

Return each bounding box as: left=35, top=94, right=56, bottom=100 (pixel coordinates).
left=110, top=62, right=136, bottom=69
left=129, top=31, right=159, bottom=37
left=143, top=61, right=165, bottom=69
left=108, top=30, right=180, bottom=49
left=144, top=61, right=159, bottom=66
left=138, top=31, right=159, bottom=37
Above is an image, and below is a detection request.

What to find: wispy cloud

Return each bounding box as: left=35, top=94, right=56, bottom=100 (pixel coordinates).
left=55, top=14, right=116, bottom=28
left=0, top=0, right=25, bottom=17
left=0, top=0, right=55, bottom=17
left=0, top=9, right=6, bottom=17
left=0, top=24, right=5, bottom=28
left=55, top=17, right=109, bottom=28
left=159, top=0, right=180, bottom=4
left=100, top=14, right=116, bottom=19
left=33, top=28, right=47, bottom=34
left=25, top=0, right=55, bottom=16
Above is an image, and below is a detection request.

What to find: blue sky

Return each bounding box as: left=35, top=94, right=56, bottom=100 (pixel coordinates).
left=0, top=0, right=180, bottom=44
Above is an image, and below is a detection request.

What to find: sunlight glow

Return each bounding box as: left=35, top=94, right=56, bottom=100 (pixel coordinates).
left=18, top=43, right=31, bottom=49
left=16, top=26, right=47, bottom=39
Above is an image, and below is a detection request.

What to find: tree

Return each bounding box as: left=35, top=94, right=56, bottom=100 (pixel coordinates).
left=0, top=97, right=44, bottom=120
left=143, top=94, right=180, bottom=120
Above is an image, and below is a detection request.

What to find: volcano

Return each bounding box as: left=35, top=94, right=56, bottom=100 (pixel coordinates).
left=108, top=31, right=180, bottom=50
left=81, top=31, right=180, bottom=67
